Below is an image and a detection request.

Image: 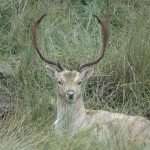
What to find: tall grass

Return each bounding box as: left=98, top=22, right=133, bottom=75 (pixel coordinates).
left=0, top=0, right=150, bottom=149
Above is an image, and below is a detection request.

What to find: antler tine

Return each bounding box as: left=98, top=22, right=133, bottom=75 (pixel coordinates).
left=31, top=14, right=63, bottom=71
left=78, top=15, right=109, bottom=70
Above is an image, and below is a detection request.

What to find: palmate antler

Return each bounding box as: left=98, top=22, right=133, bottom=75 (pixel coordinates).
left=31, top=14, right=109, bottom=71
left=78, top=15, right=109, bottom=70
left=31, top=14, right=63, bottom=71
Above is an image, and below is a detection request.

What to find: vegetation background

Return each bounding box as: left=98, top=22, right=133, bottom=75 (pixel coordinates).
left=0, top=0, right=150, bottom=149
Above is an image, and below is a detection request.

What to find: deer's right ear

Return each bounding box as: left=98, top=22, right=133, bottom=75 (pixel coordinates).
left=46, top=66, right=58, bottom=80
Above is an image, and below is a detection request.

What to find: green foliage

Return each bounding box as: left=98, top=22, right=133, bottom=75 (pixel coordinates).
left=0, top=0, right=150, bottom=149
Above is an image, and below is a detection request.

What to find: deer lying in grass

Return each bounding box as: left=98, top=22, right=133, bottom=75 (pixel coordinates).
left=31, top=14, right=150, bottom=143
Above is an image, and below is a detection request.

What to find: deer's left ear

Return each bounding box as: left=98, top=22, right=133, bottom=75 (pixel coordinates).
left=80, top=68, right=94, bottom=82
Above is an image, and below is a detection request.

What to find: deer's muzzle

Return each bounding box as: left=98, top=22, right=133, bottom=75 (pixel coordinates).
left=66, top=90, right=75, bottom=101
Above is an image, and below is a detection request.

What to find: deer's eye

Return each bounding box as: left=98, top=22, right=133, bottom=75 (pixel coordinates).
left=77, top=81, right=82, bottom=85
left=58, top=81, right=63, bottom=85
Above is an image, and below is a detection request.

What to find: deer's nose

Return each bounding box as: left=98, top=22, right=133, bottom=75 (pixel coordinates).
left=66, top=91, right=75, bottom=99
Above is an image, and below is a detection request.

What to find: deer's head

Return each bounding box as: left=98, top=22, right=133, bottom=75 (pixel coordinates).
left=31, top=14, right=109, bottom=103
left=45, top=67, right=93, bottom=102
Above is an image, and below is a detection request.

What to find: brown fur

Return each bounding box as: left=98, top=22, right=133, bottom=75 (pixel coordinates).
left=63, top=71, right=77, bottom=78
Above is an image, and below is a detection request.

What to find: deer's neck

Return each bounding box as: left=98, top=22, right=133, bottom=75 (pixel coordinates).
left=54, top=93, right=86, bottom=135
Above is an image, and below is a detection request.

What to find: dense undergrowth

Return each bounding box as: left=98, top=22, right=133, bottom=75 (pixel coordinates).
left=0, top=0, right=150, bottom=149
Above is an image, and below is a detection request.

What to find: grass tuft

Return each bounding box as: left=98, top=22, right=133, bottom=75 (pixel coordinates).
left=0, top=0, right=150, bottom=149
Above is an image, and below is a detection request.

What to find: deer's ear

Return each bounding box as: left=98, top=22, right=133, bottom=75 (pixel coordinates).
left=80, top=68, right=94, bottom=82
left=46, top=66, right=58, bottom=80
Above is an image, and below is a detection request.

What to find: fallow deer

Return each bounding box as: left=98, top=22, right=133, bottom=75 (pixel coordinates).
left=31, top=14, right=150, bottom=143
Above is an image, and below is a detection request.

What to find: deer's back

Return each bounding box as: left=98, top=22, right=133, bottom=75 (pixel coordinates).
left=83, top=109, right=150, bottom=142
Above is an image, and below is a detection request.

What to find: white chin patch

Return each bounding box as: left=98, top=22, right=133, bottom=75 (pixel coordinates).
left=66, top=98, right=76, bottom=103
